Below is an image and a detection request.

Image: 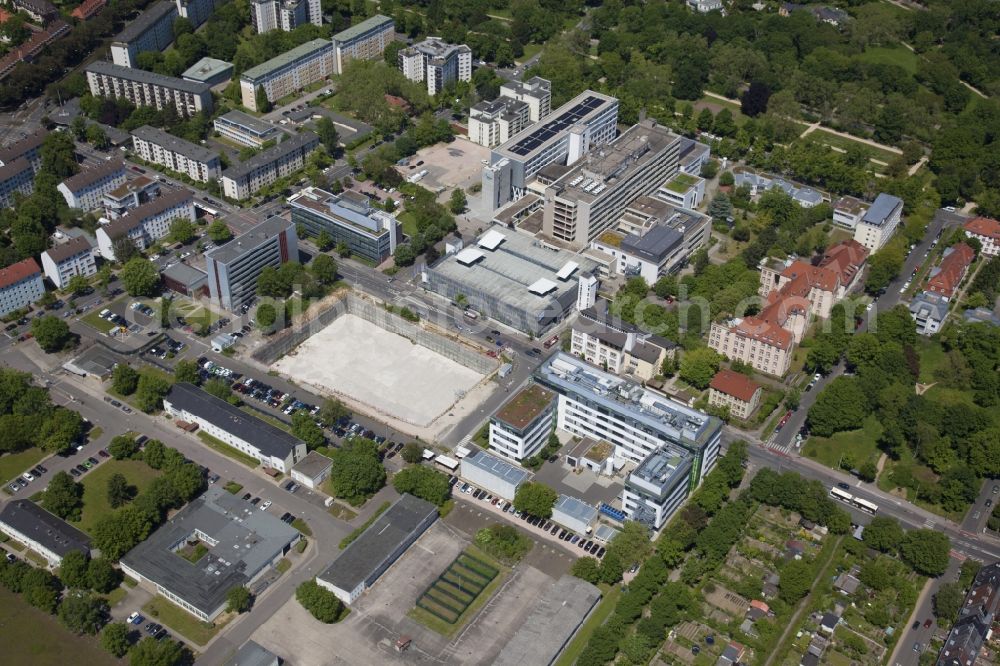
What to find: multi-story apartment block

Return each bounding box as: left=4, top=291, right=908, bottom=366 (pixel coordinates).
left=488, top=384, right=556, bottom=461
left=621, top=444, right=694, bottom=529
left=540, top=119, right=682, bottom=248
left=589, top=196, right=710, bottom=282
left=709, top=316, right=793, bottom=377
left=0, top=158, right=35, bottom=208
left=288, top=186, right=400, bottom=263
left=57, top=158, right=126, bottom=210
left=0, top=258, right=44, bottom=317
left=85, top=61, right=213, bottom=117
left=205, top=216, right=297, bottom=310
left=468, top=78, right=552, bottom=149
left=500, top=77, right=551, bottom=122
left=250, top=0, right=320, bottom=33
left=708, top=369, right=763, bottom=420
left=176, top=0, right=227, bottom=28
left=109, top=0, right=177, bottom=68
left=95, top=189, right=195, bottom=260
left=330, top=14, right=394, bottom=74
left=398, top=38, right=471, bottom=96
left=239, top=39, right=334, bottom=111
left=221, top=131, right=318, bottom=200
left=0, top=129, right=46, bottom=173
left=213, top=110, right=280, bottom=148
left=853, top=192, right=903, bottom=252
left=483, top=91, right=618, bottom=211
left=102, top=175, right=160, bottom=218
left=130, top=125, right=222, bottom=182
left=832, top=195, right=869, bottom=230
left=571, top=300, right=676, bottom=381
left=964, top=216, right=1000, bottom=258
left=936, top=562, right=1000, bottom=666
left=41, top=236, right=97, bottom=289
left=924, top=242, right=975, bottom=301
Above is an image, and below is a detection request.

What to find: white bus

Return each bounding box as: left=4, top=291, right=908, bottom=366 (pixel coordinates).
left=852, top=497, right=879, bottom=515
left=830, top=487, right=853, bottom=504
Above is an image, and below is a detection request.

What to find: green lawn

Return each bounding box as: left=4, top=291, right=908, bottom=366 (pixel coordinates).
left=80, top=309, right=117, bottom=334
left=0, top=448, right=46, bottom=485
left=103, top=585, right=128, bottom=607
left=663, top=172, right=700, bottom=193
left=196, top=431, right=259, bottom=468
left=0, top=588, right=116, bottom=666
left=76, top=459, right=163, bottom=534
left=517, top=42, right=543, bottom=64
left=143, top=595, right=230, bottom=646
left=554, top=583, right=622, bottom=666
left=808, top=128, right=901, bottom=164
left=858, top=46, right=919, bottom=74
left=802, top=414, right=883, bottom=470
left=916, top=338, right=947, bottom=384
left=397, top=210, right=419, bottom=237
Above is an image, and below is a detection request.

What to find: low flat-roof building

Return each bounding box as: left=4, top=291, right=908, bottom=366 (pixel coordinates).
left=0, top=257, right=44, bottom=317
left=213, top=110, right=280, bottom=148
left=57, top=158, right=126, bottom=211
left=161, top=262, right=208, bottom=298
left=164, top=382, right=306, bottom=472
left=288, top=187, right=400, bottom=264
left=119, top=486, right=299, bottom=621
left=316, top=494, right=437, bottom=605
left=489, top=384, right=556, bottom=461
left=460, top=448, right=530, bottom=500
left=0, top=500, right=90, bottom=566
left=551, top=494, right=597, bottom=534
left=182, top=57, right=234, bottom=87
left=424, top=226, right=598, bottom=335
left=290, top=451, right=333, bottom=490
left=833, top=196, right=868, bottom=230
left=224, top=641, right=280, bottom=666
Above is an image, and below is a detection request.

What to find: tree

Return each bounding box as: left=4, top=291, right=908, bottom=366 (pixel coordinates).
left=31, top=315, right=73, bottom=353
left=226, top=586, right=252, bottom=614
left=400, top=442, right=423, bottom=464
left=862, top=516, right=903, bottom=553
left=335, top=241, right=350, bottom=258
left=42, top=471, right=83, bottom=520
left=315, top=117, right=339, bottom=153
left=134, top=371, right=170, bottom=413
left=128, top=636, right=190, bottom=666
left=291, top=412, right=326, bottom=450
left=329, top=440, right=386, bottom=502
left=58, top=592, right=109, bottom=635
left=107, top=472, right=133, bottom=508
left=87, top=558, right=121, bottom=593
left=112, top=238, right=140, bottom=264
left=900, top=529, right=951, bottom=576
left=571, top=556, right=602, bottom=584
left=112, top=364, right=139, bottom=396
left=66, top=275, right=91, bottom=296
left=39, top=407, right=84, bottom=454
left=807, top=377, right=868, bottom=437
left=392, top=466, right=451, bottom=506
left=449, top=188, right=466, bottom=214
left=173, top=360, right=199, bottom=384
left=295, top=580, right=344, bottom=623
left=168, top=218, right=195, bottom=244
left=256, top=302, right=277, bottom=331
left=206, top=220, right=232, bottom=243
left=319, top=398, right=350, bottom=427
left=865, top=249, right=904, bottom=294
left=255, top=85, right=271, bottom=113
left=59, top=550, right=90, bottom=589
left=778, top=559, right=813, bottom=603
left=513, top=482, right=558, bottom=518
left=311, top=253, right=337, bottom=285
left=934, top=581, right=965, bottom=624
left=108, top=435, right=139, bottom=460
left=86, top=124, right=109, bottom=150
left=679, top=347, right=722, bottom=390
left=741, top=81, right=771, bottom=117
left=41, top=131, right=78, bottom=178
left=315, top=230, right=334, bottom=251
left=100, top=622, right=131, bottom=658
left=120, top=258, right=160, bottom=297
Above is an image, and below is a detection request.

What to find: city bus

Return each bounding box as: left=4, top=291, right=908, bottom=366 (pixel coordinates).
left=852, top=497, right=879, bottom=515
left=829, top=487, right=853, bottom=504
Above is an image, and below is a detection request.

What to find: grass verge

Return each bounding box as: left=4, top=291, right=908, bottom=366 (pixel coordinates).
left=223, top=481, right=243, bottom=494
left=802, top=414, right=882, bottom=470
left=553, top=583, right=622, bottom=666
left=0, top=448, right=46, bottom=485
left=291, top=518, right=312, bottom=536
left=276, top=558, right=292, bottom=574
left=196, top=431, right=259, bottom=468
left=143, top=596, right=230, bottom=646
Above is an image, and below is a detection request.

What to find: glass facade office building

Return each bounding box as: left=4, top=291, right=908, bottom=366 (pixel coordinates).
left=288, top=187, right=399, bottom=263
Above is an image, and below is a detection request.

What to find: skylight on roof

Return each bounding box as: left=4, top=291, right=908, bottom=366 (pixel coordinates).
left=455, top=248, right=485, bottom=265
left=556, top=261, right=579, bottom=280
left=528, top=278, right=558, bottom=296
left=478, top=229, right=506, bottom=251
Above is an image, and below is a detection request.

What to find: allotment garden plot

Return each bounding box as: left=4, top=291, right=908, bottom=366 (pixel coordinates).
left=415, top=550, right=498, bottom=625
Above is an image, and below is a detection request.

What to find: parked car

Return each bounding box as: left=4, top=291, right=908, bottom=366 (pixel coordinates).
left=242, top=493, right=252, bottom=501
left=127, top=612, right=143, bottom=625
left=260, top=500, right=272, bottom=511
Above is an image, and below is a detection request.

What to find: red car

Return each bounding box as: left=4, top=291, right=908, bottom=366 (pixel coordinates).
left=924, top=619, right=933, bottom=629
left=778, top=411, right=792, bottom=428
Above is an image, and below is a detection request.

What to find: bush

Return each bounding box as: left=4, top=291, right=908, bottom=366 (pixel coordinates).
left=474, top=523, right=531, bottom=563
left=295, top=580, right=345, bottom=623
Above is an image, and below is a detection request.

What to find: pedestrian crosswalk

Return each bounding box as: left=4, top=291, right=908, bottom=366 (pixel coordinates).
left=457, top=432, right=474, bottom=448
left=761, top=434, right=791, bottom=456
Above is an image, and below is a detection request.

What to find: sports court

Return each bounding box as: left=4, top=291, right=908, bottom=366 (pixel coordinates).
left=271, top=314, right=484, bottom=426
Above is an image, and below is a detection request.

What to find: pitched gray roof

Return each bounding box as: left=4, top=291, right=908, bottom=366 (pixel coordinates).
left=0, top=500, right=90, bottom=558
left=60, top=158, right=124, bottom=192
left=43, top=235, right=93, bottom=263
left=222, top=131, right=318, bottom=181
left=112, top=0, right=176, bottom=44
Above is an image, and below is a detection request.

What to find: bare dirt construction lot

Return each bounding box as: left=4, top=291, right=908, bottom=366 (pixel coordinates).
left=410, top=139, right=489, bottom=195
left=253, top=520, right=562, bottom=666
left=271, top=314, right=484, bottom=426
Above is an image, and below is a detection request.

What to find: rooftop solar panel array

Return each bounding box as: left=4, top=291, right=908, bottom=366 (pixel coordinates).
left=507, top=95, right=605, bottom=157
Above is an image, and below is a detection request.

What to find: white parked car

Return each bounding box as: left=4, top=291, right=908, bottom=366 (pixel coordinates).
left=260, top=500, right=272, bottom=511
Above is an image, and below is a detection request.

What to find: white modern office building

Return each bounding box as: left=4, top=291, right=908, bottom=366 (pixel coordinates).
left=213, top=110, right=280, bottom=148
left=853, top=192, right=903, bottom=252
left=85, top=60, right=214, bottom=117
left=109, top=0, right=176, bottom=67
left=221, top=131, right=319, bottom=200
left=621, top=444, right=694, bottom=529
left=41, top=236, right=97, bottom=289
left=0, top=258, right=44, bottom=317
left=96, top=189, right=195, bottom=260
left=460, top=449, right=530, bottom=501
left=468, top=77, right=552, bottom=149
left=239, top=39, right=334, bottom=111
left=57, top=159, right=126, bottom=210
left=288, top=187, right=400, bottom=264
left=398, top=38, right=471, bottom=95
left=483, top=91, right=618, bottom=211
left=330, top=14, right=394, bottom=74
left=488, top=384, right=556, bottom=461
left=131, top=125, right=222, bottom=182
left=164, top=383, right=306, bottom=472
left=204, top=216, right=297, bottom=310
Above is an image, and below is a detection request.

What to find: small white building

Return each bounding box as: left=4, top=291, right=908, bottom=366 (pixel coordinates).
left=0, top=500, right=90, bottom=566
left=290, top=450, right=333, bottom=490
left=0, top=258, right=44, bottom=317
left=551, top=494, right=597, bottom=535
left=41, top=235, right=96, bottom=289
left=211, top=333, right=236, bottom=352
left=460, top=449, right=530, bottom=500
left=657, top=172, right=705, bottom=210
